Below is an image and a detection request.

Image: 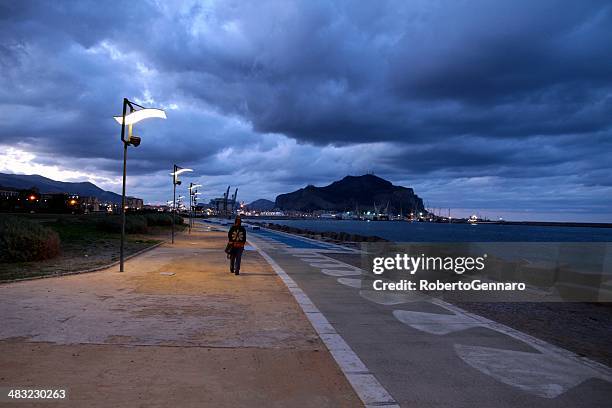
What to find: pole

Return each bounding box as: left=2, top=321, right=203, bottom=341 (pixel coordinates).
left=189, top=183, right=192, bottom=234
left=120, top=142, right=127, bottom=272
left=119, top=98, right=128, bottom=272
left=172, top=164, right=176, bottom=244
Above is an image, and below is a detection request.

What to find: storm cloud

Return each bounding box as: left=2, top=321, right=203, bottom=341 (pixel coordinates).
left=0, top=0, right=611, bottom=221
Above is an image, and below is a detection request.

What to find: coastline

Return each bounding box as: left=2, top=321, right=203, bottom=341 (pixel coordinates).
left=244, top=216, right=612, bottom=229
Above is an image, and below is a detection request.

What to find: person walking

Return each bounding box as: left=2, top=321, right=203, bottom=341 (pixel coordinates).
left=227, top=215, right=246, bottom=275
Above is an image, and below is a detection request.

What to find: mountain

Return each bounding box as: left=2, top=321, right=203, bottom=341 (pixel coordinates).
left=0, top=173, right=123, bottom=203
left=247, top=199, right=275, bottom=211
left=275, top=174, right=426, bottom=214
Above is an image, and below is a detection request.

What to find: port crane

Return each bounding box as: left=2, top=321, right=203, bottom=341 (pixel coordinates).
left=217, top=186, right=239, bottom=217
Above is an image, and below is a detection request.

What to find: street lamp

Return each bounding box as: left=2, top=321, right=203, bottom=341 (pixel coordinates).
left=170, top=164, right=192, bottom=243
left=192, top=190, right=202, bottom=228
left=114, top=98, right=166, bottom=272
left=188, top=183, right=202, bottom=233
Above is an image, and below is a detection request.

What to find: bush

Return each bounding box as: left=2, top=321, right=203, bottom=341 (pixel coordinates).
left=127, top=216, right=148, bottom=233
left=95, top=215, right=148, bottom=234
left=144, top=213, right=174, bottom=226
left=0, top=216, right=61, bottom=262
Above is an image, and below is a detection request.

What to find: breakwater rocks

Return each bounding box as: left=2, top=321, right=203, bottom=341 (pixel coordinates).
left=255, top=222, right=389, bottom=244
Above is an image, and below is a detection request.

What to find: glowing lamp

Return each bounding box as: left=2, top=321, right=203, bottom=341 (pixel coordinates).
left=114, top=108, right=166, bottom=125
left=170, top=168, right=193, bottom=176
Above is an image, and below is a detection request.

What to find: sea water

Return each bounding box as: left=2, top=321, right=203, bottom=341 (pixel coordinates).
left=257, top=219, right=612, bottom=242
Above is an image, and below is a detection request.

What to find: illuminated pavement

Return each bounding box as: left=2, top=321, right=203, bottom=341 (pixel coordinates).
left=0, top=224, right=361, bottom=407
left=238, top=222, right=612, bottom=408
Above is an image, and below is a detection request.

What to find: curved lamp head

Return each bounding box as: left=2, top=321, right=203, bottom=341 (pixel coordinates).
left=169, top=168, right=193, bottom=176
left=114, top=108, right=167, bottom=126
left=189, top=184, right=202, bottom=190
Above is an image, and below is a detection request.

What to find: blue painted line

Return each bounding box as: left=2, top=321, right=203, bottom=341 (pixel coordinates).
left=250, top=228, right=331, bottom=249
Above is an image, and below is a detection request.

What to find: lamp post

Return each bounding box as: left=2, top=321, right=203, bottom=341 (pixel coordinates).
left=188, top=183, right=202, bottom=233
left=114, top=98, right=166, bottom=272
left=170, top=165, right=192, bottom=243
left=193, top=190, right=198, bottom=226
left=193, top=190, right=202, bottom=228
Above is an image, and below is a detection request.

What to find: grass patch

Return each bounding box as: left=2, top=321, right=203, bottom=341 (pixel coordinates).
left=0, top=213, right=185, bottom=282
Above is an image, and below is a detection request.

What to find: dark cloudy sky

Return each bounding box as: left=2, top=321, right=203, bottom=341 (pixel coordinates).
left=1, top=0, right=611, bottom=221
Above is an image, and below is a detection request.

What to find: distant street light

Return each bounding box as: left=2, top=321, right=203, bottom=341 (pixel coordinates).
left=192, top=190, right=202, bottom=227
left=188, top=183, right=202, bottom=233
left=170, top=164, right=192, bottom=243
left=114, top=98, right=166, bottom=272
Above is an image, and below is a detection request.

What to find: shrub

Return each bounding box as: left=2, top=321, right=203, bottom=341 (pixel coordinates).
left=144, top=213, right=174, bottom=226
left=95, top=215, right=148, bottom=234
left=95, top=217, right=121, bottom=233
left=0, top=216, right=61, bottom=262
left=127, top=216, right=148, bottom=233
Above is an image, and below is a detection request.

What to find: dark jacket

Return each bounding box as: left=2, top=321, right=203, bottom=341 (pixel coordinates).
left=228, top=225, right=246, bottom=247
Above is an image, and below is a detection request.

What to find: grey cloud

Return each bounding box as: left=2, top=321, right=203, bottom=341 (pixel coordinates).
left=0, top=0, right=610, bottom=221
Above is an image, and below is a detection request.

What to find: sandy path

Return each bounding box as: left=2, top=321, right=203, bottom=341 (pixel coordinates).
left=0, top=226, right=361, bottom=407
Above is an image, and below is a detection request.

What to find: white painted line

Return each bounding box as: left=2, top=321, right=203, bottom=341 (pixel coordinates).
left=305, top=312, right=336, bottom=334
left=249, top=238, right=397, bottom=407
left=309, top=262, right=352, bottom=269
left=291, top=252, right=326, bottom=257
left=345, top=374, right=396, bottom=405
left=455, top=344, right=609, bottom=398
left=393, top=309, right=484, bottom=335
left=391, top=297, right=612, bottom=396
left=337, top=278, right=362, bottom=289
left=359, top=290, right=424, bottom=305
left=430, top=298, right=612, bottom=380
left=313, top=253, right=367, bottom=273
left=321, top=269, right=362, bottom=277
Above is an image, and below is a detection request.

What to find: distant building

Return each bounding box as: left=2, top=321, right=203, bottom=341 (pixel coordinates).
left=40, top=193, right=70, bottom=213
left=143, top=204, right=164, bottom=212
left=0, top=189, right=19, bottom=199
left=0, top=188, right=20, bottom=212
left=126, top=196, right=143, bottom=210
left=80, top=196, right=100, bottom=213
left=0, top=187, right=126, bottom=214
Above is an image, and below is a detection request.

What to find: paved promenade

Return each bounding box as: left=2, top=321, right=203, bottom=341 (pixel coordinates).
left=0, top=223, right=361, bottom=407
left=243, top=222, right=612, bottom=408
